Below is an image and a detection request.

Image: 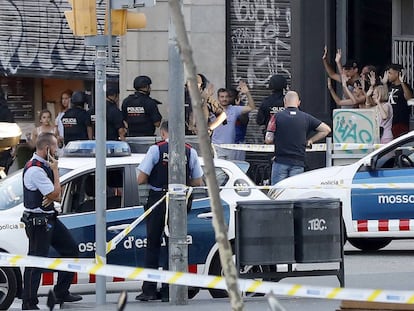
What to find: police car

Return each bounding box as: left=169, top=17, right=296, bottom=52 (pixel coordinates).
left=270, top=131, right=414, bottom=252
left=0, top=140, right=268, bottom=309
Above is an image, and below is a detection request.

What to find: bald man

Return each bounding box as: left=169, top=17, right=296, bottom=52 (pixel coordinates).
left=265, top=91, right=331, bottom=185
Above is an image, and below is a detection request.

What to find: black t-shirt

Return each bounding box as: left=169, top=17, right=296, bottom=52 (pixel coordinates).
left=62, top=107, right=91, bottom=144
left=273, top=107, right=321, bottom=167
left=388, top=84, right=411, bottom=126
left=256, top=91, right=285, bottom=127
left=121, top=92, right=162, bottom=137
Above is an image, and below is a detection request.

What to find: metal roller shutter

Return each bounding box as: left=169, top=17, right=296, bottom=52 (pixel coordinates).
left=0, top=0, right=119, bottom=80
left=228, top=0, right=291, bottom=144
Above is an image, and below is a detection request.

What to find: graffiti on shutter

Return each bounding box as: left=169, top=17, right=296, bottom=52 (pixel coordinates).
left=228, top=0, right=291, bottom=144
left=0, top=0, right=119, bottom=80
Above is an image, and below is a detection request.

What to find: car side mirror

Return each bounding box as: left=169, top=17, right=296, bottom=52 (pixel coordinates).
left=362, top=156, right=376, bottom=170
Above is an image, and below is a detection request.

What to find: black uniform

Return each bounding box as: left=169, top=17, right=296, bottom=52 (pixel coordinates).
left=88, top=99, right=124, bottom=140
left=256, top=91, right=285, bottom=129
left=21, top=157, right=79, bottom=308
left=61, top=106, right=91, bottom=144
left=121, top=92, right=162, bottom=137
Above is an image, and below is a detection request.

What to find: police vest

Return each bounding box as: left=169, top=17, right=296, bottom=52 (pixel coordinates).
left=123, top=93, right=155, bottom=136
left=62, top=107, right=89, bottom=144
left=23, top=159, right=55, bottom=212
left=148, top=141, right=192, bottom=190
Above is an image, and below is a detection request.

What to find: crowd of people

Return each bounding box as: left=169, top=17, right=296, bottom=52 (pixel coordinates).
left=1, top=49, right=413, bottom=307
left=323, top=47, right=413, bottom=143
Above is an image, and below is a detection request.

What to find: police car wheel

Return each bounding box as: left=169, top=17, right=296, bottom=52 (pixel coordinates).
left=207, top=252, right=271, bottom=298
left=208, top=253, right=228, bottom=298
left=348, top=238, right=392, bottom=251
left=0, top=267, right=17, bottom=310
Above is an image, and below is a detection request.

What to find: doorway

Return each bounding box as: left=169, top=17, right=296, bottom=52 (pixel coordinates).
left=347, top=0, right=392, bottom=73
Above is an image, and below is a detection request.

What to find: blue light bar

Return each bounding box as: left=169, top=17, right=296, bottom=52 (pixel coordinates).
left=63, top=140, right=131, bottom=157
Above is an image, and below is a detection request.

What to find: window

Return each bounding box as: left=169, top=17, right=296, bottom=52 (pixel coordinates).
left=62, top=168, right=125, bottom=214
left=0, top=171, right=23, bottom=211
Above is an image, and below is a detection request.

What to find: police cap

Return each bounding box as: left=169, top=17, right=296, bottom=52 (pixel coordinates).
left=133, top=75, right=152, bottom=90
left=269, top=75, right=287, bottom=91
left=71, top=91, right=87, bottom=106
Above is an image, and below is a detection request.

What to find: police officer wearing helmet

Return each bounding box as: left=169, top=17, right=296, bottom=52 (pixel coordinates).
left=88, top=85, right=126, bottom=140
left=256, top=74, right=288, bottom=131
left=135, top=121, right=203, bottom=302
left=61, top=91, right=92, bottom=145
left=121, top=75, right=162, bottom=137
left=21, top=132, right=82, bottom=309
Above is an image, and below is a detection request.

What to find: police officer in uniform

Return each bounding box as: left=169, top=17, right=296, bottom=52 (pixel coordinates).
left=135, top=121, right=203, bottom=302
left=121, top=75, right=162, bottom=137
left=88, top=86, right=126, bottom=140
left=256, top=74, right=288, bottom=132
left=62, top=91, right=92, bottom=145
left=21, top=132, right=82, bottom=310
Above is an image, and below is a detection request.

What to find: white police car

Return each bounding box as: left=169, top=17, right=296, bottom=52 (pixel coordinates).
left=270, top=131, right=414, bottom=251
left=0, top=140, right=268, bottom=309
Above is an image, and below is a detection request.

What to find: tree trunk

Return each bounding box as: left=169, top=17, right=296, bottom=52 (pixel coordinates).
left=168, top=1, right=244, bottom=310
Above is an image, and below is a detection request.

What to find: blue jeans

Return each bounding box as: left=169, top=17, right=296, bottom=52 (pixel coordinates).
left=271, top=162, right=304, bottom=185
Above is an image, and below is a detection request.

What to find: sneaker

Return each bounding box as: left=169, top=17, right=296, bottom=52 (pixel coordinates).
left=135, top=292, right=160, bottom=301
left=55, top=292, right=83, bottom=304
left=22, top=303, right=40, bottom=310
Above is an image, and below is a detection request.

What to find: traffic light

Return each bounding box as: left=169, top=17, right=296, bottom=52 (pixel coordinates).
left=64, top=0, right=97, bottom=36
left=105, top=9, right=147, bottom=36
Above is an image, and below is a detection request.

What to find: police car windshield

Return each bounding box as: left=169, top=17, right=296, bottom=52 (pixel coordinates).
left=0, top=168, right=72, bottom=211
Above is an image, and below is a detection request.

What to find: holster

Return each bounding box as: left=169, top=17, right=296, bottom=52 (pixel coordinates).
left=21, top=211, right=53, bottom=227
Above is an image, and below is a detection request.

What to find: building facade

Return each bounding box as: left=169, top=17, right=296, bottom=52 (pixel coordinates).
left=1, top=0, right=413, bottom=150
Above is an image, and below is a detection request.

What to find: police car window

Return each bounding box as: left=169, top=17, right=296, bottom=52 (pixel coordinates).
left=375, top=139, right=414, bottom=169
left=62, top=168, right=125, bottom=214
left=0, top=171, right=23, bottom=210
left=192, top=167, right=229, bottom=200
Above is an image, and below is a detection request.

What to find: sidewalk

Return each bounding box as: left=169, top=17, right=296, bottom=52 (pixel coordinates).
left=10, top=291, right=340, bottom=310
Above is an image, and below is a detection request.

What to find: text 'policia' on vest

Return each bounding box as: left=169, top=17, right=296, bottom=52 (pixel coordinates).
left=121, top=75, right=162, bottom=137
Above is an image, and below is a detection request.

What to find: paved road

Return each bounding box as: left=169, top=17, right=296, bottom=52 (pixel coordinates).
left=10, top=240, right=414, bottom=310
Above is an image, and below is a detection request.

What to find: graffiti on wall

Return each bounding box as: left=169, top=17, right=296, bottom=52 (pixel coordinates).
left=230, top=0, right=291, bottom=88
left=0, top=0, right=117, bottom=78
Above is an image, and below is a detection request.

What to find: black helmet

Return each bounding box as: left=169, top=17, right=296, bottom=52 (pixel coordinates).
left=71, top=91, right=87, bottom=106
left=133, top=75, right=152, bottom=90
left=269, top=75, right=287, bottom=91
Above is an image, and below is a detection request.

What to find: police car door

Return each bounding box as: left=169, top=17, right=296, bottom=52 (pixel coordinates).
left=351, top=137, right=414, bottom=231
left=58, top=167, right=141, bottom=267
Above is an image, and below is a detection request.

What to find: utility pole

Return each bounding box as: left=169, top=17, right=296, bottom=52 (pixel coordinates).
left=85, top=34, right=109, bottom=305
left=167, top=0, right=187, bottom=304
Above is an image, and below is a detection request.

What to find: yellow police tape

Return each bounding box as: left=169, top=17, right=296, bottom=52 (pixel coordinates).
left=218, top=143, right=383, bottom=152
left=1, top=252, right=414, bottom=304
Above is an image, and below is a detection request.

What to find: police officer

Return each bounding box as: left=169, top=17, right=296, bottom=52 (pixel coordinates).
left=88, top=86, right=126, bottom=140
left=21, top=132, right=81, bottom=310
left=121, top=75, right=162, bottom=137
left=135, top=121, right=203, bottom=302
left=256, top=74, right=288, bottom=132
left=62, top=91, right=92, bottom=145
